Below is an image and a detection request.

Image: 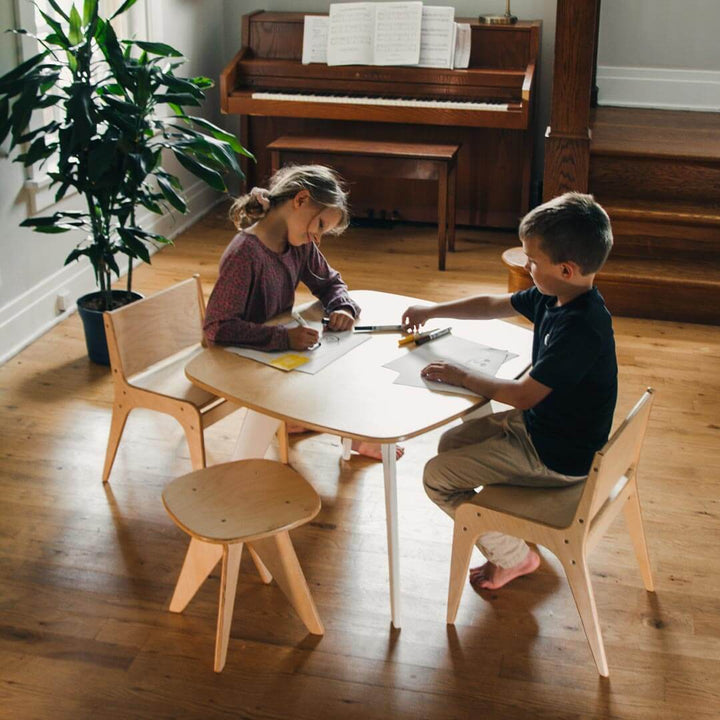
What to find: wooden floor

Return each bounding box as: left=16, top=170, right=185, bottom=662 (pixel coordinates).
left=2, top=206, right=720, bottom=719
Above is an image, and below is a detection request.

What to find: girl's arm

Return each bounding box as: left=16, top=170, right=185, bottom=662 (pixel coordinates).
left=300, top=244, right=360, bottom=318
left=204, top=253, right=290, bottom=351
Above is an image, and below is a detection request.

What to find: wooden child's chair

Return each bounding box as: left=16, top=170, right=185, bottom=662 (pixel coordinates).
left=446, top=389, right=656, bottom=676
left=162, top=459, right=324, bottom=672
left=102, top=276, right=242, bottom=483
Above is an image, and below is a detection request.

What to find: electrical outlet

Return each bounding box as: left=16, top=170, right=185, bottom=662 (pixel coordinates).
left=56, top=290, right=71, bottom=313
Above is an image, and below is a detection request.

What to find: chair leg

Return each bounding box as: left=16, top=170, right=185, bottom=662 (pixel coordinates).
left=277, top=422, right=289, bottom=464
left=559, top=553, right=609, bottom=677
left=623, top=490, right=655, bottom=592
left=247, top=543, right=273, bottom=584
left=215, top=543, right=243, bottom=673
left=250, top=531, right=324, bottom=635
left=102, top=402, right=132, bottom=483
left=169, top=537, right=223, bottom=613
left=182, top=419, right=206, bottom=470
left=447, top=517, right=478, bottom=624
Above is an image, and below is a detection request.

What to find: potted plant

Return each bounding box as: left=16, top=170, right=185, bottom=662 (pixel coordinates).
left=0, top=0, right=251, bottom=363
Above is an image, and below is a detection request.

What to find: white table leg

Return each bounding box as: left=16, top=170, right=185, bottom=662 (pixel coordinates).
left=381, top=442, right=401, bottom=629
left=231, top=409, right=281, bottom=460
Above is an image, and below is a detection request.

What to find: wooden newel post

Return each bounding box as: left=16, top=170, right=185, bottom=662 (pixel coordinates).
left=542, top=0, right=600, bottom=200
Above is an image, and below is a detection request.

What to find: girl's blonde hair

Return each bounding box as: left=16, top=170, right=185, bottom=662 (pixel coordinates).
left=230, top=164, right=350, bottom=234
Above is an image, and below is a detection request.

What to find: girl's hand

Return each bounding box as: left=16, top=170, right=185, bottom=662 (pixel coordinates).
left=402, top=304, right=433, bottom=333
left=326, top=309, right=354, bottom=331
left=421, top=362, right=467, bottom=388
left=287, top=326, right=320, bottom=350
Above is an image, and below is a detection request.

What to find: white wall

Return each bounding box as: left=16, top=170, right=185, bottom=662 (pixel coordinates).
left=597, top=0, right=720, bottom=110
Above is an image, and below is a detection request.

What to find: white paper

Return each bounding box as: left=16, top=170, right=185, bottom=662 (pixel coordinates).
left=224, top=320, right=370, bottom=375
left=373, top=1, right=423, bottom=66
left=453, top=23, right=472, bottom=69
left=327, top=1, right=422, bottom=67
left=302, top=16, right=329, bottom=65
left=383, top=334, right=518, bottom=396
left=418, top=6, right=456, bottom=69
left=327, top=2, right=375, bottom=66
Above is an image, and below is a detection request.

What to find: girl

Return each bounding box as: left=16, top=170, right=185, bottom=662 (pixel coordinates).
left=204, top=164, right=402, bottom=460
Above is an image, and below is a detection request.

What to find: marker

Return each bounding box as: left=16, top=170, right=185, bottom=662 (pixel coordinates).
left=292, top=311, right=321, bottom=351
left=398, top=333, right=419, bottom=346
left=354, top=324, right=404, bottom=333
left=415, top=327, right=452, bottom=345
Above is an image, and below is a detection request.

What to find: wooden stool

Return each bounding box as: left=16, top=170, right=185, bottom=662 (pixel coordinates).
left=267, top=135, right=460, bottom=271
left=162, top=459, right=324, bottom=672
left=501, top=246, right=534, bottom=292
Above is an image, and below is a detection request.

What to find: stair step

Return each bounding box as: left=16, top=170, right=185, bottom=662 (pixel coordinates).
left=501, top=247, right=720, bottom=325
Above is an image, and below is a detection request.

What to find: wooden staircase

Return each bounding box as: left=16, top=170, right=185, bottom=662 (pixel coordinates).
left=586, top=106, right=720, bottom=324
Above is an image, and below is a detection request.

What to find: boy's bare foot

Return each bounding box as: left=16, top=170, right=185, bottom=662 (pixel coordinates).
left=469, top=549, right=541, bottom=591
left=285, top=421, right=311, bottom=434
left=351, top=440, right=405, bottom=461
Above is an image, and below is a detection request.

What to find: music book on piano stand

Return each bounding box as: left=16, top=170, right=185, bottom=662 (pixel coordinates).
left=302, top=16, right=329, bottom=65
left=327, top=1, right=423, bottom=67
left=453, top=23, right=471, bottom=69
left=418, top=6, right=456, bottom=69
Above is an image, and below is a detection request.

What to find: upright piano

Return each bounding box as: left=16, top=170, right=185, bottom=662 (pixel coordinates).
left=221, top=11, right=540, bottom=229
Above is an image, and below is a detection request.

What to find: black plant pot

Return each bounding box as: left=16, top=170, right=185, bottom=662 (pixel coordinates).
left=77, top=290, right=143, bottom=365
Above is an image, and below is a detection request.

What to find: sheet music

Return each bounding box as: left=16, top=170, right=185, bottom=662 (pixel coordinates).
left=418, top=6, right=456, bottom=69
left=373, top=1, right=423, bottom=66
left=302, top=15, right=329, bottom=65
left=327, top=3, right=375, bottom=66
left=453, top=23, right=472, bottom=69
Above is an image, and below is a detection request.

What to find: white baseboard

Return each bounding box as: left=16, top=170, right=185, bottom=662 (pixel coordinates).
left=0, top=180, right=225, bottom=366
left=597, top=66, right=720, bottom=112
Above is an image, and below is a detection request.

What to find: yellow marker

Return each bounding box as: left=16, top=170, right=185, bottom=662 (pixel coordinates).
left=398, top=334, right=418, bottom=346
left=269, top=354, right=310, bottom=371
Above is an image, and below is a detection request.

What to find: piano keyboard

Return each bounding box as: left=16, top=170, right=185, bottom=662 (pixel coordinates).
left=252, top=92, right=509, bottom=112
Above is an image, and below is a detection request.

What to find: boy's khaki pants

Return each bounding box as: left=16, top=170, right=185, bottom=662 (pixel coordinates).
left=423, top=409, right=585, bottom=568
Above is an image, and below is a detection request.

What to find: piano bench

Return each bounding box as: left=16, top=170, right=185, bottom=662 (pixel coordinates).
left=268, top=136, right=460, bottom=270
left=501, top=247, right=534, bottom=292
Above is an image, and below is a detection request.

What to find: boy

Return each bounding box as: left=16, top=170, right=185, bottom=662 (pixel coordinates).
left=402, top=192, right=617, bottom=591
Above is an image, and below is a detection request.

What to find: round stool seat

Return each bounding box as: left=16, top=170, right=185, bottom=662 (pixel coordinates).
left=501, top=247, right=534, bottom=292
left=162, top=459, right=321, bottom=544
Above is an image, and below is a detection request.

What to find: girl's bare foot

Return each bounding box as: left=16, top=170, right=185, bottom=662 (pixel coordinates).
left=469, top=549, right=541, bottom=591
left=351, top=440, right=405, bottom=461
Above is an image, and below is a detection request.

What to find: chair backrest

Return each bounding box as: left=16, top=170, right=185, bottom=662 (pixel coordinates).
left=578, top=388, right=655, bottom=522
left=104, top=276, right=205, bottom=378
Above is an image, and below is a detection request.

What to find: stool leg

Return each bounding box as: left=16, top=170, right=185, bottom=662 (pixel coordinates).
left=447, top=159, right=457, bottom=253
left=250, top=531, right=324, bottom=635
left=277, top=422, right=289, bottom=464
left=437, top=164, right=448, bottom=271
left=215, top=542, right=243, bottom=673
left=170, top=538, right=223, bottom=613
left=247, top=543, right=273, bottom=584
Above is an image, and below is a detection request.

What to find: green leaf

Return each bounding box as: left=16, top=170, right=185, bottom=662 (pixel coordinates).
left=190, top=76, right=214, bottom=89
left=155, top=92, right=201, bottom=107
left=186, top=116, right=254, bottom=158
left=110, top=0, right=140, bottom=20
left=83, top=0, right=97, bottom=25
left=173, top=151, right=226, bottom=192
left=37, top=10, right=71, bottom=48
left=118, top=227, right=151, bottom=263
left=132, top=41, right=183, bottom=58
left=46, top=0, right=71, bottom=22
left=0, top=51, right=49, bottom=90
left=156, top=174, right=187, bottom=213
left=68, top=5, right=83, bottom=46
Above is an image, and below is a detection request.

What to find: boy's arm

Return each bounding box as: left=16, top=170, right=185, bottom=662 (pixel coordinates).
left=420, top=364, right=551, bottom=410
left=402, top=293, right=517, bottom=331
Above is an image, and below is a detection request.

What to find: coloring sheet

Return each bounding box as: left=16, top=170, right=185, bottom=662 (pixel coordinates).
left=383, top=334, right=518, bottom=396
left=225, top=321, right=370, bottom=375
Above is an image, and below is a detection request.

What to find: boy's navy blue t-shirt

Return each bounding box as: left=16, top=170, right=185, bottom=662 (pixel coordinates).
left=511, top=286, right=618, bottom=476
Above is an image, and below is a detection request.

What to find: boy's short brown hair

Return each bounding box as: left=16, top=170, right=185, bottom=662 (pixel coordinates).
left=519, top=192, right=613, bottom=275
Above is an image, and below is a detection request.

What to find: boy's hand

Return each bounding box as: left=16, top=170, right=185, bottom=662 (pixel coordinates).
left=287, top=326, right=320, bottom=350
left=402, top=304, right=433, bottom=333
left=326, top=309, right=354, bottom=331
left=421, top=362, right=467, bottom=388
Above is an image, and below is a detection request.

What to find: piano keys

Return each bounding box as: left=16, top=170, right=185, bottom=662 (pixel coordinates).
left=221, top=11, right=541, bottom=229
